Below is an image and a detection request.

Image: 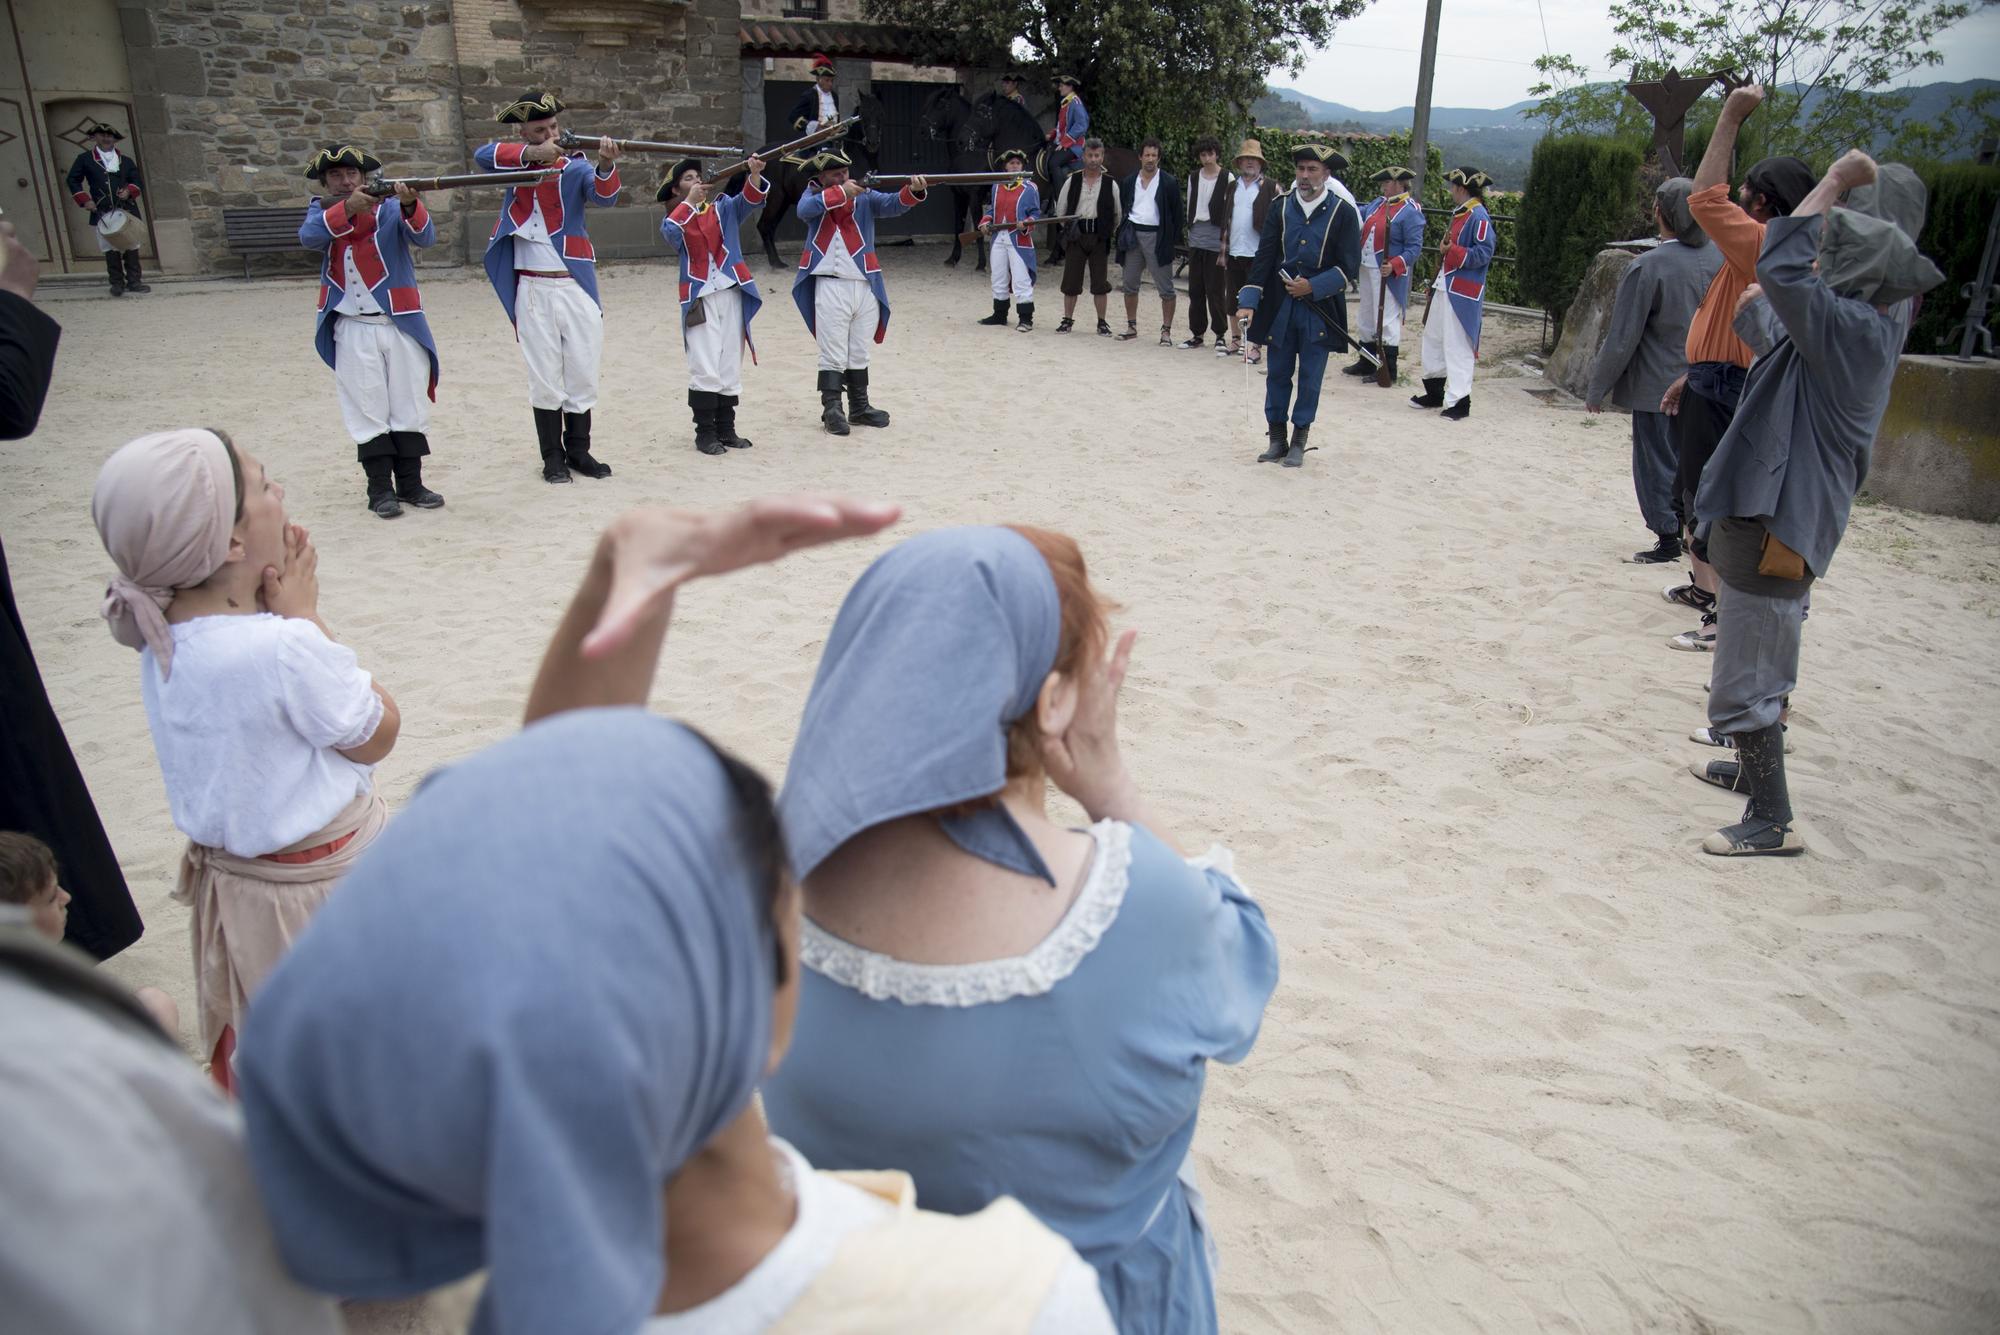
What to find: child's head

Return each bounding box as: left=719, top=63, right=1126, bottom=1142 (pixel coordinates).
left=0, top=832, right=69, bottom=941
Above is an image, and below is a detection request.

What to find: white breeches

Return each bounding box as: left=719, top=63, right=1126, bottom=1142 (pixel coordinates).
left=814, top=277, right=877, bottom=372
left=990, top=235, right=1033, bottom=301
left=685, top=286, right=745, bottom=396
left=333, top=317, right=431, bottom=444
left=1421, top=282, right=1476, bottom=406
left=516, top=275, right=602, bottom=412
left=1356, top=262, right=1405, bottom=344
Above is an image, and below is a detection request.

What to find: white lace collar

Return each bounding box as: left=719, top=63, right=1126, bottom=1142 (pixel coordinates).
left=799, top=820, right=1132, bottom=1007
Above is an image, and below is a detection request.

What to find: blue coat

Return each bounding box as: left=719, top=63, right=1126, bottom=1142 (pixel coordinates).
left=1052, top=93, right=1088, bottom=150
left=1439, top=202, right=1497, bottom=347
left=1357, top=193, right=1425, bottom=307
left=791, top=183, right=923, bottom=341
left=300, top=193, right=440, bottom=396
left=473, top=144, right=622, bottom=322
left=1238, top=188, right=1362, bottom=351
left=978, top=179, right=1041, bottom=280
left=661, top=177, right=767, bottom=354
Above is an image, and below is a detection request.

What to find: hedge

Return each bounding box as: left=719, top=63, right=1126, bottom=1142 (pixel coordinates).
left=1517, top=136, right=1644, bottom=336
left=1910, top=164, right=1999, bottom=357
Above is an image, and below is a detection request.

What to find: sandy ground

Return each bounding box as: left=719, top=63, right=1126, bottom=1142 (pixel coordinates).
left=12, top=246, right=2000, bottom=1334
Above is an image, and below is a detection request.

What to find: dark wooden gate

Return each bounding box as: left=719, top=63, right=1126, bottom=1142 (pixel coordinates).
left=759, top=79, right=957, bottom=242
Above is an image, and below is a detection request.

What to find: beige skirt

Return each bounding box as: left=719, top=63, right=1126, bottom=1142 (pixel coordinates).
left=173, top=790, right=388, bottom=1082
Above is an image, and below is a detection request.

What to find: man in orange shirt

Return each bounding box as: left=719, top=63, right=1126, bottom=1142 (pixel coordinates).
left=1658, top=84, right=1813, bottom=651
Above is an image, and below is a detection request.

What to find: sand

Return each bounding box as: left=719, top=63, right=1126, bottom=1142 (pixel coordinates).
left=12, top=249, right=2000, bottom=1333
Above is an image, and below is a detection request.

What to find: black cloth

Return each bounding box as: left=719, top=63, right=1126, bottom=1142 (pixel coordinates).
left=1225, top=254, right=1255, bottom=317
left=65, top=150, right=145, bottom=227
left=1708, top=517, right=1816, bottom=599
left=1051, top=170, right=1120, bottom=235
left=1187, top=247, right=1227, bottom=338
left=1060, top=231, right=1111, bottom=297
left=0, top=290, right=142, bottom=960
left=1115, top=170, right=1184, bottom=264
left=1675, top=368, right=1738, bottom=529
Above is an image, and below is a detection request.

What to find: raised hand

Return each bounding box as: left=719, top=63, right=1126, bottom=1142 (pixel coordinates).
left=523, top=140, right=564, bottom=166
left=1041, top=628, right=1141, bottom=822
left=1829, top=149, right=1877, bottom=190
left=260, top=523, right=321, bottom=621
left=1722, top=84, right=1765, bottom=122
left=394, top=183, right=421, bottom=209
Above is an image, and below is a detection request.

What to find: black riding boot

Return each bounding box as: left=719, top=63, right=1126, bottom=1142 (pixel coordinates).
left=1257, top=420, right=1288, bottom=463
left=978, top=298, right=1009, bottom=326
left=1283, top=424, right=1311, bottom=469
left=1374, top=345, right=1398, bottom=385
left=104, top=252, right=125, bottom=297
left=563, top=410, right=612, bottom=478
left=1016, top=301, right=1034, bottom=331
left=122, top=250, right=150, bottom=293
left=1441, top=394, right=1472, bottom=421
left=1704, top=723, right=1804, bottom=856
left=535, top=407, right=570, bottom=483
left=359, top=440, right=401, bottom=519
left=1341, top=340, right=1376, bottom=377
left=1632, top=530, right=1683, bottom=564
left=691, top=390, right=725, bottom=456
left=819, top=370, right=850, bottom=436
left=1410, top=376, right=1445, bottom=408
left=390, top=433, right=444, bottom=508
left=845, top=368, right=889, bottom=428
left=716, top=395, right=752, bottom=449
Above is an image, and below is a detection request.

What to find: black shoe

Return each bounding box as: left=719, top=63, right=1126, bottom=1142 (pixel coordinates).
left=122, top=252, right=150, bottom=292
left=1096, top=319, right=1113, bottom=337
left=978, top=298, right=1009, bottom=326
left=691, top=389, right=726, bottom=455
left=716, top=394, right=752, bottom=448
left=369, top=493, right=404, bottom=518
left=1440, top=395, right=1471, bottom=420
left=1631, top=531, right=1683, bottom=564
left=535, top=407, right=571, bottom=483
left=1340, top=341, right=1376, bottom=377
left=845, top=368, right=890, bottom=428
left=563, top=410, right=612, bottom=478
left=1410, top=377, right=1445, bottom=409
left=1055, top=316, right=1074, bottom=333
left=1372, top=345, right=1399, bottom=385
left=1257, top=421, right=1288, bottom=463
left=1016, top=301, right=1034, bottom=331
left=1283, top=425, right=1311, bottom=468
left=819, top=370, right=850, bottom=435
left=362, top=455, right=402, bottom=517
left=391, top=456, right=444, bottom=509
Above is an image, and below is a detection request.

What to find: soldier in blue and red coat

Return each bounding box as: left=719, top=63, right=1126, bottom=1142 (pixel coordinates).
left=299, top=144, right=443, bottom=520
left=1047, top=76, right=1089, bottom=190
left=1411, top=166, right=1496, bottom=421
left=659, top=155, right=768, bottom=456
left=474, top=89, right=623, bottom=484
left=1344, top=165, right=1424, bottom=386
left=976, top=147, right=1040, bottom=330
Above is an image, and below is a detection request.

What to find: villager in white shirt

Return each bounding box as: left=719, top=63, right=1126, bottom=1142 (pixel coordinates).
left=1116, top=140, right=1182, bottom=344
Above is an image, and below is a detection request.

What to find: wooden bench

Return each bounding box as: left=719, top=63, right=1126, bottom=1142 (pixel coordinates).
left=222, top=206, right=312, bottom=278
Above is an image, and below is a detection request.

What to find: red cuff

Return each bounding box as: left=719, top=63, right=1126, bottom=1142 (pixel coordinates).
left=820, top=187, right=848, bottom=210
left=899, top=185, right=923, bottom=207
left=405, top=198, right=430, bottom=232
left=1386, top=256, right=1407, bottom=277
left=493, top=142, right=528, bottom=169
left=121, top=185, right=141, bottom=199
left=593, top=167, right=619, bottom=198
left=1443, top=245, right=1466, bottom=270
left=72, top=190, right=90, bottom=207
left=743, top=175, right=767, bottom=205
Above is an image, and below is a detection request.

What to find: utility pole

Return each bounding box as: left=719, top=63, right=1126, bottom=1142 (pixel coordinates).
left=1409, top=0, right=1443, bottom=196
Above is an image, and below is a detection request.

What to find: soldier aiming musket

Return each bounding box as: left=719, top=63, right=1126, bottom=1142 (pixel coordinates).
left=359, top=168, right=564, bottom=196
left=557, top=131, right=741, bottom=157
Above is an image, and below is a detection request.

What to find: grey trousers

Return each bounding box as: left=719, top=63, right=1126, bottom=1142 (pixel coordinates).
left=1631, top=410, right=1678, bottom=536
left=1707, top=578, right=1804, bottom=734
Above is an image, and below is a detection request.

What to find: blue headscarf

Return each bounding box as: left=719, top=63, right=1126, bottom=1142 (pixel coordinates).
left=780, top=526, right=1062, bottom=884
left=236, top=709, right=776, bottom=1335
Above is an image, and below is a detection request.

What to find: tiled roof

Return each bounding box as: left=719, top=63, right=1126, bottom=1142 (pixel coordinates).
left=738, top=20, right=963, bottom=60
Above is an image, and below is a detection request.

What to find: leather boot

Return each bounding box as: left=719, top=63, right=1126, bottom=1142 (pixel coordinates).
left=390, top=436, right=444, bottom=508
left=1373, top=345, right=1398, bottom=385
left=1409, top=376, right=1445, bottom=408
left=978, top=298, right=1009, bottom=326
left=1016, top=301, right=1034, bottom=331
left=819, top=370, right=850, bottom=435
left=1257, top=420, right=1288, bottom=463
left=535, top=407, right=571, bottom=483
left=1341, top=340, right=1375, bottom=376
left=690, top=390, right=725, bottom=455
left=1283, top=424, right=1311, bottom=468
left=104, top=252, right=126, bottom=297
left=563, top=410, right=612, bottom=478
left=361, top=451, right=402, bottom=519
left=845, top=368, right=890, bottom=428
left=716, top=395, right=752, bottom=448
left=122, top=250, right=150, bottom=293
left=1441, top=394, right=1472, bottom=421
left=1702, top=723, right=1805, bottom=856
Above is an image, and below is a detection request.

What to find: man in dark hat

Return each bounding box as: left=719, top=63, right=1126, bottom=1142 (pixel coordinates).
left=999, top=71, right=1027, bottom=107
left=65, top=122, right=149, bottom=297
left=792, top=148, right=927, bottom=434
left=1047, top=75, right=1089, bottom=189
left=474, top=91, right=623, bottom=485
left=1234, top=141, right=1361, bottom=469
left=1410, top=166, right=1495, bottom=421
left=1658, top=82, right=1815, bottom=650
left=790, top=55, right=844, bottom=135
left=976, top=146, right=1040, bottom=330
left=658, top=154, right=769, bottom=455
left=299, top=145, right=444, bottom=519
left=1344, top=166, right=1424, bottom=385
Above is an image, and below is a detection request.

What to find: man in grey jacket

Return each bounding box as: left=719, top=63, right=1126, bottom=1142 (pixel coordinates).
left=1688, top=152, right=1942, bottom=857
left=1587, top=178, right=1723, bottom=563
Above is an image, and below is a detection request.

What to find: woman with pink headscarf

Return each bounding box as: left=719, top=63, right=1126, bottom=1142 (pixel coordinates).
left=91, top=428, right=400, bottom=1090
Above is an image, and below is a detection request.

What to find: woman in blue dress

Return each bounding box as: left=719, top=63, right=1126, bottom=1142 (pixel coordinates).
left=763, top=525, right=1281, bottom=1333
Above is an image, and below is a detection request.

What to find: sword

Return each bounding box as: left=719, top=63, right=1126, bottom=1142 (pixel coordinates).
left=1282, top=267, right=1377, bottom=368
left=702, top=117, right=859, bottom=185
left=361, top=169, right=563, bottom=196
left=557, top=131, right=741, bottom=156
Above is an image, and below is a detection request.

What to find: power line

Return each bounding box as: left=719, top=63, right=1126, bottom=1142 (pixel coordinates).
left=1333, top=40, right=1542, bottom=68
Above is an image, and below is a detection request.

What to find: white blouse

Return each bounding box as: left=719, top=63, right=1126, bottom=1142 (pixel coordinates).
left=140, top=614, right=380, bottom=858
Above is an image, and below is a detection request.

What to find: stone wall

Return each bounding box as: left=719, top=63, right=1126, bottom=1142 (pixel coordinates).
left=1543, top=245, right=1642, bottom=400
left=1866, top=357, right=2000, bottom=522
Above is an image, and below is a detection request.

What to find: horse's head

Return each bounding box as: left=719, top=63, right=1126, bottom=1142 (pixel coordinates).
left=848, top=90, right=884, bottom=154
left=967, top=91, right=998, bottom=142
left=920, top=83, right=965, bottom=141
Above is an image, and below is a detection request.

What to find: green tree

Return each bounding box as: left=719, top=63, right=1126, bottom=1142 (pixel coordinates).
left=1527, top=1, right=1986, bottom=165
left=1517, top=136, right=1644, bottom=335
left=863, top=0, right=1370, bottom=156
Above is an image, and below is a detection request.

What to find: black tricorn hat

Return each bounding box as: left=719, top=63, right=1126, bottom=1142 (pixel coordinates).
left=1371, top=166, right=1416, bottom=184
left=83, top=120, right=125, bottom=140
left=657, top=159, right=704, bottom=203
left=304, top=144, right=382, bottom=180
left=498, top=90, right=566, bottom=124
left=1292, top=141, right=1348, bottom=173
left=1446, top=165, right=1492, bottom=194
left=992, top=144, right=1030, bottom=167
left=1055, top=74, right=1080, bottom=88
left=809, top=146, right=852, bottom=174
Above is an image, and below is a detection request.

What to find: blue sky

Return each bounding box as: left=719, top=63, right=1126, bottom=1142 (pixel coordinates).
left=1274, top=0, right=2000, bottom=111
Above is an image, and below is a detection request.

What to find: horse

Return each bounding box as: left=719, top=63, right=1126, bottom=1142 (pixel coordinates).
left=965, top=91, right=1139, bottom=202
left=919, top=83, right=1000, bottom=270
left=740, top=89, right=885, bottom=271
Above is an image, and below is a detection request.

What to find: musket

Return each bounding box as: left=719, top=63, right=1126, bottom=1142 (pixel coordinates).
left=360, top=168, right=562, bottom=196
left=702, top=117, right=859, bottom=185
left=863, top=171, right=1017, bottom=190
left=1281, top=266, right=1379, bottom=369
left=558, top=131, right=741, bottom=157
left=956, top=212, right=1086, bottom=245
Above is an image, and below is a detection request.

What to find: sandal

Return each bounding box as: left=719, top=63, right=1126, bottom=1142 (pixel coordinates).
left=1244, top=345, right=1263, bottom=366
left=1096, top=319, right=1113, bottom=337
left=1158, top=324, right=1173, bottom=346
left=1116, top=320, right=1139, bottom=341
left=1055, top=316, right=1074, bottom=334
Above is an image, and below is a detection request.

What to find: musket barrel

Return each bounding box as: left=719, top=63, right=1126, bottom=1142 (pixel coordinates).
left=560, top=131, right=741, bottom=155
left=362, top=168, right=562, bottom=195
left=865, top=171, right=1017, bottom=188
left=703, top=116, right=859, bottom=183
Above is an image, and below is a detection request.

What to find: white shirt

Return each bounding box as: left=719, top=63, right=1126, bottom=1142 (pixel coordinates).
left=816, top=89, right=837, bottom=127
left=140, top=615, right=380, bottom=858
left=1193, top=168, right=1220, bottom=220
left=1129, top=170, right=1161, bottom=226
left=1228, top=174, right=1262, bottom=257
left=816, top=214, right=866, bottom=282
left=1294, top=186, right=1329, bottom=222
left=333, top=206, right=386, bottom=316
left=643, top=1139, right=1112, bottom=1335
left=95, top=147, right=122, bottom=173
left=510, top=188, right=568, bottom=271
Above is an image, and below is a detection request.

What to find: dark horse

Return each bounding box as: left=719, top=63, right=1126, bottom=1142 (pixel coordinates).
left=919, top=84, right=1000, bottom=269
left=964, top=92, right=1138, bottom=261
left=735, top=90, right=885, bottom=271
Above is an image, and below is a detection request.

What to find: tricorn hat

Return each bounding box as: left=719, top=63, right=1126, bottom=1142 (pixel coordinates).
left=498, top=90, right=565, bottom=124
left=1371, top=166, right=1416, bottom=184
left=304, top=144, right=382, bottom=180
left=999, top=71, right=1021, bottom=82
left=657, top=159, right=704, bottom=204
left=993, top=144, right=1030, bottom=167
left=1292, top=141, right=1348, bottom=173
left=83, top=120, right=125, bottom=141
left=1445, top=166, right=1492, bottom=194
left=810, top=53, right=836, bottom=74
left=1232, top=138, right=1265, bottom=166
left=1055, top=74, right=1080, bottom=88
left=809, top=146, right=852, bottom=174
